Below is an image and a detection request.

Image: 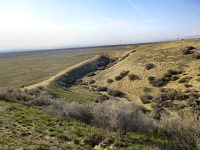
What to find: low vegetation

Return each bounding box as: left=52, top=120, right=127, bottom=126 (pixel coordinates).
left=88, top=80, right=95, bottom=84
left=182, top=46, right=196, bottom=54
left=149, top=69, right=182, bottom=87
left=160, top=110, right=200, bottom=150
left=107, top=79, right=114, bottom=84
left=0, top=88, right=151, bottom=132
left=120, top=70, right=129, bottom=77
left=140, top=94, right=153, bottom=104
left=194, top=53, right=200, bottom=59
left=128, top=73, right=140, bottom=81
left=153, top=88, right=188, bottom=103
left=178, top=76, right=192, bottom=83
left=115, top=70, right=129, bottom=81
left=145, top=63, right=155, bottom=70
left=1, top=87, right=199, bottom=149
left=114, top=75, right=122, bottom=81
left=96, top=86, right=108, bottom=92
left=108, top=90, right=125, bottom=97
left=94, top=94, right=109, bottom=103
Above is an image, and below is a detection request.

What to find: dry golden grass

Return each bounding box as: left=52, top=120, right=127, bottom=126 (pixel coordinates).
left=88, top=38, right=200, bottom=110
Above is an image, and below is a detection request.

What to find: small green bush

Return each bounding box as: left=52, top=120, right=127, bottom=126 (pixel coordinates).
left=115, top=76, right=122, bottom=81
left=96, top=86, right=108, bottom=92
left=120, top=70, right=129, bottom=78
left=107, top=79, right=114, bottom=84
left=178, top=76, right=192, bottom=83
left=108, top=90, right=125, bottom=97
left=149, top=70, right=183, bottom=87
left=140, top=94, right=153, bottom=104
left=143, top=87, right=152, bottom=93
left=149, top=78, right=167, bottom=87
left=184, top=84, right=193, bottom=88
left=95, top=95, right=109, bottom=103
left=170, top=75, right=179, bottom=81
left=145, top=63, right=155, bottom=70
left=115, top=71, right=129, bottom=81
left=128, top=74, right=140, bottom=81
left=167, top=69, right=183, bottom=75
left=89, top=80, right=95, bottom=84
left=153, top=88, right=189, bottom=102
left=182, top=46, right=195, bottom=54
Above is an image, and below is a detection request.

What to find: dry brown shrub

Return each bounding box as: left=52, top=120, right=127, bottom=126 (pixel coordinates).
left=160, top=110, right=200, bottom=150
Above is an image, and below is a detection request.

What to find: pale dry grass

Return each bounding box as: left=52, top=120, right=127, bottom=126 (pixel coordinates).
left=89, top=38, right=200, bottom=109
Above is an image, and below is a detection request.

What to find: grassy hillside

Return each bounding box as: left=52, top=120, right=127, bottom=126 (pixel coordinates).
left=86, top=38, right=200, bottom=113
left=0, top=39, right=199, bottom=149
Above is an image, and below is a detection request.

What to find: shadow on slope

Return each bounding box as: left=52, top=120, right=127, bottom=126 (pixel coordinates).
left=54, top=55, right=112, bottom=88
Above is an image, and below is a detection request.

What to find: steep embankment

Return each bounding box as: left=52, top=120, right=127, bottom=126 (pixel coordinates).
left=54, top=55, right=111, bottom=88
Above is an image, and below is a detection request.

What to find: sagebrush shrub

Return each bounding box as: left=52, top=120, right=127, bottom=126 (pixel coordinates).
left=115, top=71, right=129, bottom=81
left=128, top=74, right=140, bottom=81
left=89, top=80, right=95, bottom=84
left=108, top=90, right=125, bottom=97
left=182, top=46, right=195, bottom=55
left=95, top=95, right=109, bottom=103
left=149, top=70, right=183, bottom=87
left=120, top=71, right=129, bottom=78
left=107, top=79, right=114, bottom=84
left=160, top=110, right=200, bottom=150
left=92, top=101, right=156, bottom=132
left=96, top=86, right=108, bottom=92
left=153, top=88, right=188, bottom=102
left=140, top=94, right=153, bottom=104
left=115, top=76, right=122, bottom=81
left=145, top=63, right=155, bottom=70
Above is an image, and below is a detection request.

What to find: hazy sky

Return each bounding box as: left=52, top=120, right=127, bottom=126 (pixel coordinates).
left=0, top=0, right=200, bottom=51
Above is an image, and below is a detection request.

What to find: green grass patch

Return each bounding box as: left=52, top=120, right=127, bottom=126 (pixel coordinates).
left=0, top=101, right=102, bottom=149
left=0, top=99, right=175, bottom=150
left=48, top=84, right=99, bottom=103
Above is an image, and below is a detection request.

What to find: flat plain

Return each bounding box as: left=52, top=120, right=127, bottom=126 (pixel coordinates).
left=0, top=46, right=134, bottom=88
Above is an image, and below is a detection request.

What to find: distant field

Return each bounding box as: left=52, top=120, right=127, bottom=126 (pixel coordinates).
left=0, top=46, right=135, bottom=88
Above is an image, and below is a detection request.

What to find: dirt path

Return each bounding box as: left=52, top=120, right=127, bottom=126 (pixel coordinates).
left=23, top=55, right=100, bottom=90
